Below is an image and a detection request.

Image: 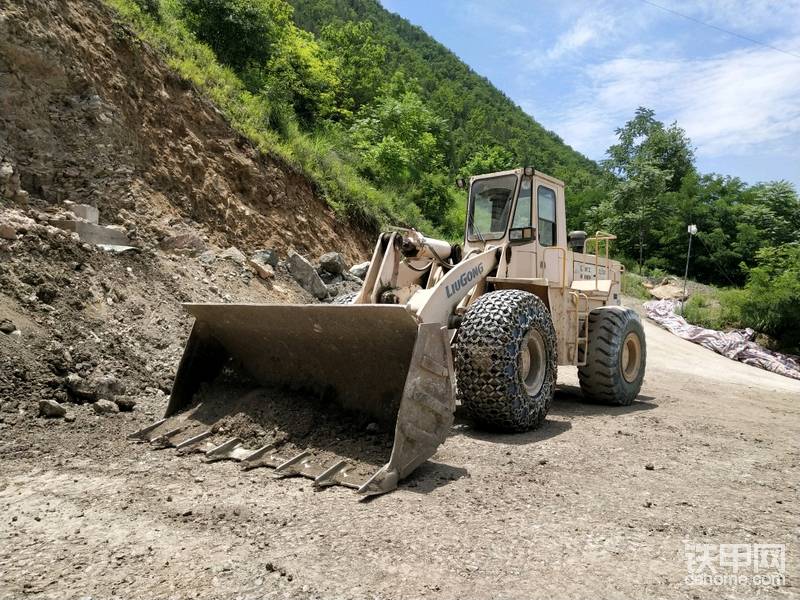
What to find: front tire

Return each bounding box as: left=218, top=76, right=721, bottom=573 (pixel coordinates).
left=578, top=307, right=646, bottom=405
left=455, top=290, right=557, bottom=432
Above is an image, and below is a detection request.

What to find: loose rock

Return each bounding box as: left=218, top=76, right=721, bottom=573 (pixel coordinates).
left=39, top=399, right=67, bottom=418
left=159, top=232, right=207, bottom=254
left=0, top=223, right=16, bottom=240
left=0, top=319, right=17, bottom=334
left=65, top=374, right=96, bottom=403
left=249, top=252, right=276, bottom=280
left=285, top=252, right=328, bottom=300
left=93, top=399, right=119, bottom=415
left=251, top=249, right=279, bottom=268
left=319, top=252, right=347, bottom=275
left=92, top=374, right=125, bottom=399
left=349, top=261, right=370, bottom=280
left=220, top=246, right=246, bottom=266
left=114, top=397, right=136, bottom=412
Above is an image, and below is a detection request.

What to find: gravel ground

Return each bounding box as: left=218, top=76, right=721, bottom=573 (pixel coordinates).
left=1, top=308, right=798, bottom=600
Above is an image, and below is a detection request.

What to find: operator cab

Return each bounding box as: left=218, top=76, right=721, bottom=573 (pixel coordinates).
left=463, top=167, right=567, bottom=281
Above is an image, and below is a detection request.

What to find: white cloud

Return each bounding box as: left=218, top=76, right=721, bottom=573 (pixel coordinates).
left=543, top=13, right=618, bottom=62
left=536, top=40, right=800, bottom=161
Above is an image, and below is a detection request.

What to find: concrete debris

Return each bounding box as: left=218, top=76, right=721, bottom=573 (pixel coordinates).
left=319, top=252, right=347, bottom=275
left=93, top=399, right=119, bottom=415
left=52, top=219, right=130, bottom=246
left=285, top=252, right=328, bottom=300
left=64, top=202, right=99, bottom=225
left=39, top=399, right=67, bottom=418
left=349, top=262, right=370, bottom=280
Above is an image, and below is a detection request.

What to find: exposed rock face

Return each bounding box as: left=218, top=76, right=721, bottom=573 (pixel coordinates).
left=0, top=0, right=371, bottom=262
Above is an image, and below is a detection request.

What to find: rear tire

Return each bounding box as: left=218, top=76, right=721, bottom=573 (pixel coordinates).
left=578, top=307, right=646, bottom=405
left=455, top=290, right=557, bottom=432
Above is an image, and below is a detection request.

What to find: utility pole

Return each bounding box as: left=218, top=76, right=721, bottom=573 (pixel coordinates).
left=681, top=224, right=697, bottom=314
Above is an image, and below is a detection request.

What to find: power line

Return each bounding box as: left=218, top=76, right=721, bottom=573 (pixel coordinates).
left=637, top=0, right=800, bottom=61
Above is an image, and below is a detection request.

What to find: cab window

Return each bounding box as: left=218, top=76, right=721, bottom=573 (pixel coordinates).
left=512, top=177, right=532, bottom=228
left=467, top=174, right=518, bottom=241
left=538, top=185, right=557, bottom=246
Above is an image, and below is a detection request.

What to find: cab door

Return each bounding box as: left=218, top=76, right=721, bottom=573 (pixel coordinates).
left=535, top=180, right=567, bottom=285
left=505, top=175, right=538, bottom=278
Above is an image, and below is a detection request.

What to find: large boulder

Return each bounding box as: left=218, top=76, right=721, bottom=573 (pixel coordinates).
left=319, top=252, right=347, bottom=275
left=286, top=252, right=329, bottom=300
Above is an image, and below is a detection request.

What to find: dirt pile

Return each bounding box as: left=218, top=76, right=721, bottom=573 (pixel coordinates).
left=0, top=0, right=370, bottom=431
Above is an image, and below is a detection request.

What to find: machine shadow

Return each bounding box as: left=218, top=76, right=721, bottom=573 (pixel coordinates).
left=451, top=407, right=573, bottom=446
left=550, top=384, right=657, bottom=417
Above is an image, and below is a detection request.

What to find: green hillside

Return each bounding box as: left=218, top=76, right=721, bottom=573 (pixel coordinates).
left=110, top=0, right=608, bottom=238
left=289, top=0, right=601, bottom=180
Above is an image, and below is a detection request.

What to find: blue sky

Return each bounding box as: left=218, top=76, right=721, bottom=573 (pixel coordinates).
left=379, top=0, right=800, bottom=188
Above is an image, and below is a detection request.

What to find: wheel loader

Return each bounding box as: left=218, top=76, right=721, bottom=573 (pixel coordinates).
left=131, top=167, right=646, bottom=497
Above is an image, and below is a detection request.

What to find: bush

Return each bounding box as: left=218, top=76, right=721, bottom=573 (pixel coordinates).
left=622, top=272, right=650, bottom=300
left=735, top=244, right=800, bottom=351
left=133, top=0, right=160, bottom=19
left=178, top=0, right=292, bottom=73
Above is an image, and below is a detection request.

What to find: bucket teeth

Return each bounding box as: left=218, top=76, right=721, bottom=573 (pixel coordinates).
left=128, top=418, right=167, bottom=442
left=175, top=429, right=213, bottom=453
left=150, top=427, right=185, bottom=449
left=313, top=460, right=348, bottom=488
left=272, top=450, right=311, bottom=477
left=239, top=443, right=279, bottom=471
left=204, top=437, right=242, bottom=462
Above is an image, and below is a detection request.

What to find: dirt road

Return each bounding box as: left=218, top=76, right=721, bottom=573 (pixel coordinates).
left=1, top=311, right=798, bottom=599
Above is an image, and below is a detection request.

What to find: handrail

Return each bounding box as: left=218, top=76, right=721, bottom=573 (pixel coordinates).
left=585, top=231, right=617, bottom=290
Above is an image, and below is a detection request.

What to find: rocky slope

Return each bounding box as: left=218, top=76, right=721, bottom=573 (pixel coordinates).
left=0, top=0, right=369, bottom=428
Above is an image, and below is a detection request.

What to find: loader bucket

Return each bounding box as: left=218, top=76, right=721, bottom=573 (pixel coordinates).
left=133, top=304, right=455, bottom=497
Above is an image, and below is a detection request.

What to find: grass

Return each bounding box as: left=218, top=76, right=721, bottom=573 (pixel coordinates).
left=621, top=271, right=651, bottom=300
left=103, top=0, right=436, bottom=235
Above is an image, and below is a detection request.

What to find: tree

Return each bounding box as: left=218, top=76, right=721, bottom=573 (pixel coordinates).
left=459, top=145, right=516, bottom=177
left=600, top=107, right=696, bottom=270
left=350, top=87, right=446, bottom=187
left=179, top=0, right=292, bottom=74
left=320, top=20, right=387, bottom=115
left=604, top=107, right=695, bottom=193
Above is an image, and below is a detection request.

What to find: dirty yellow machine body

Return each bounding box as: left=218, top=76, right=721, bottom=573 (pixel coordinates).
left=131, top=168, right=646, bottom=496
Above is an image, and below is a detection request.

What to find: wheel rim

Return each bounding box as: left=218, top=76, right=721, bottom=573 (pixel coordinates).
left=520, top=329, right=547, bottom=395
left=620, top=332, right=642, bottom=383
